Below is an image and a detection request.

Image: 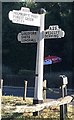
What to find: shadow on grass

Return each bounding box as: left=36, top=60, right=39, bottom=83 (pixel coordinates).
left=2, top=112, right=60, bottom=120
left=2, top=114, right=71, bottom=120
left=2, top=113, right=23, bottom=120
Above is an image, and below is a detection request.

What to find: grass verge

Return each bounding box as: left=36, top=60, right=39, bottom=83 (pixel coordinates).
left=1, top=96, right=74, bottom=120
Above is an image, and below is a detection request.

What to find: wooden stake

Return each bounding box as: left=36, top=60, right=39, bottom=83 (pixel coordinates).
left=43, top=80, right=46, bottom=99
left=23, top=80, right=27, bottom=100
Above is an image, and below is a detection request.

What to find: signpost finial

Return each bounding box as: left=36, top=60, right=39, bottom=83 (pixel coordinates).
left=40, top=8, right=46, bottom=14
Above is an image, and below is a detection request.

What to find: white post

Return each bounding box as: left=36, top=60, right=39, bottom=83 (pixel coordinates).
left=33, top=9, right=46, bottom=104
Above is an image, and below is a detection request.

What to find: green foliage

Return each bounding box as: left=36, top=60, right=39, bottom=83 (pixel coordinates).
left=20, top=0, right=37, bottom=9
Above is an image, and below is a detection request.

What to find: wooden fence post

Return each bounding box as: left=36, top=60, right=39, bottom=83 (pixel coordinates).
left=43, top=80, right=46, bottom=99
left=23, top=80, right=27, bottom=100
left=1, top=79, right=3, bottom=95
left=0, top=79, right=3, bottom=120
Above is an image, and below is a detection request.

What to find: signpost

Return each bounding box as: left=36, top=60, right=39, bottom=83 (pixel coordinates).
left=33, top=11, right=45, bottom=104
left=8, top=7, right=65, bottom=116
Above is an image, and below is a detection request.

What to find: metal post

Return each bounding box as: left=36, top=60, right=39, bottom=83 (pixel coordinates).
left=33, top=9, right=46, bottom=116
left=60, top=85, right=65, bottom=120
left=60, top=105, right=65, bottom=120
left=60, top=85, right=67, bottom=120
left=64, top=85, right=67, bottom=116
left=23, top=80, right=27, bottom=100
left=59, top=75, right=68, bottom=120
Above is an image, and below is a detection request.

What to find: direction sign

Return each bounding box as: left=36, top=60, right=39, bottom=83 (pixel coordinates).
left=17, top=31, right=38, bottom=43
left=8, top=8, right=40, bottom=27
left=17, top=25, right=65, bottom=43
left=44, top=25, right=65, bottom=39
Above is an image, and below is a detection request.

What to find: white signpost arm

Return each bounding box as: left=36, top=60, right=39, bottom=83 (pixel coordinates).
left=8, top=10, right=40, bottom=27
left=33, top=10, right=46, bottom=105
